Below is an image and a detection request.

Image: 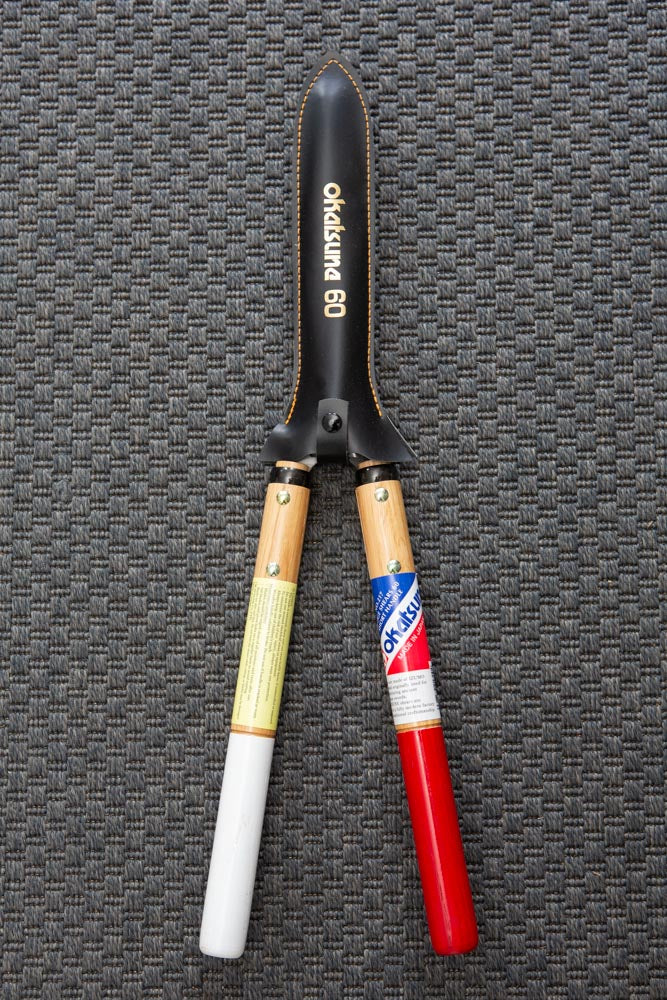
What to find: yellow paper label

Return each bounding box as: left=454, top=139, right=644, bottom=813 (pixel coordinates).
left=231, top=577, right=297, bottom=736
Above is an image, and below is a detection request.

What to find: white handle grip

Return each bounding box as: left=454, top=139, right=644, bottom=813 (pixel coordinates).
left=200, top=732, right=274, bottom=958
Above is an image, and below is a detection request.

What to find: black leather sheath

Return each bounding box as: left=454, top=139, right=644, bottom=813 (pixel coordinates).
left=261, top=53, right=414, bottom=467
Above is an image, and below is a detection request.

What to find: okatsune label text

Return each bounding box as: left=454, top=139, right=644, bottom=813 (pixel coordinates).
left=371, top=572, right=441, bottom=731
left=231, top=578, right=296, bottom=737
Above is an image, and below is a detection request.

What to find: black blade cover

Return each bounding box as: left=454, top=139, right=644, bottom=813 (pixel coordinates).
left=261, top=53, right=415, bottom=467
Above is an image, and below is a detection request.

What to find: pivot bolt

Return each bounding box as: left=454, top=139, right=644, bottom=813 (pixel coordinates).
left=321, top=411, right=343, bottom=433
left=374, top=487, right=389, bottom=503
left=276, top=490, right=291, bottom=505
left=387, top=559, right=401, bottom=574
left=266, top=562, right=280, bottom=577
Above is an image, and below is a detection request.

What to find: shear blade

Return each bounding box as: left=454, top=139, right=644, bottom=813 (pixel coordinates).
left=261, top=53, right=415, bottom=468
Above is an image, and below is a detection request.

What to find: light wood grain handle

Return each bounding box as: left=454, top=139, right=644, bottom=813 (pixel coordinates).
left=200, top=463, right=310, bottom=959
left=252, top=466, right=310, bottom=584
left=355, top=464, right=478, bottom=955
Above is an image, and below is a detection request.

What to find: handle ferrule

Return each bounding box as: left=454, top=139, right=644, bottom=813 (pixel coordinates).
left=356, top=465, right=478, bottom=955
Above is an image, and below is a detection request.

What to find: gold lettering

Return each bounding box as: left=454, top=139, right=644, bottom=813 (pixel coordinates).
left=323, top=182, right=346, bottom=315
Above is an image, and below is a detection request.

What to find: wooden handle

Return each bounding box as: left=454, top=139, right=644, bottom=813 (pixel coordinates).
left=253, top=466, right=310, bottom=582
left=356, top=465, right=478, bottom=955
left=200, top=463, right=310, bottom=959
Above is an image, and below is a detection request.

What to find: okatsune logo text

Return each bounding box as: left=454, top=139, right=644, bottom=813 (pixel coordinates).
left=373, top=574, right=426, bottom=671
left=322, top=182, right=347, bottom=318
left=382, top=589, right=422, bottom=656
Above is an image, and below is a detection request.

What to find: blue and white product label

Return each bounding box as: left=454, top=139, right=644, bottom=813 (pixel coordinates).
left=371, top=572, right=440, bottom=730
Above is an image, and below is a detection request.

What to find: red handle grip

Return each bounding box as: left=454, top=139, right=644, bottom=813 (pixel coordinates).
left=397, top=725, right=478, bottom=954
left=355, top=469, right=478, bottom=953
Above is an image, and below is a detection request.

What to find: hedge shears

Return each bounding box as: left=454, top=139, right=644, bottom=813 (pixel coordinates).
left=200, top=52, right=478, bottom=959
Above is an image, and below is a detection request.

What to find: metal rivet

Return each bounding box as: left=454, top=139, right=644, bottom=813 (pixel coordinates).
left=276, top=490, right=291, bottom=505
left=321, top=411, right=343, bottom=433
left=266, top=562, right=280, bottom=577
left=374, top=487, right=389, bottom=503
left=387, top=559, right=401, bottom=574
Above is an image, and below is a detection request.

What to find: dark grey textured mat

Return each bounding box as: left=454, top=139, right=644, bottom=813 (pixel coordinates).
left=1, top=2, right=666, bottom=997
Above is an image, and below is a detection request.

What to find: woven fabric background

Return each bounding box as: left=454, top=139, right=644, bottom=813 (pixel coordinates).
left=1, top=2, right=666, bottom=997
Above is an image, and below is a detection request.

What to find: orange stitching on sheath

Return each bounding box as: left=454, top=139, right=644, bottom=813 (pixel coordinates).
left=286, top=58, right=382, bottom=423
